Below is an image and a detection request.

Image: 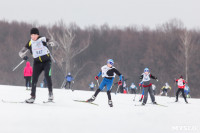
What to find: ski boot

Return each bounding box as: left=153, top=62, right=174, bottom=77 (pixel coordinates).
left=48, top=92, right=54, bottom=102
left=87, top=95, right=95, bottom=103
left=153, top=101, right=157, bottom=104
left=108, top=100, right=113, bottom=107
left=175, top=99, right=178, bottom=102
left=185, top=99, right=188, bottom=104
left=142, top=102, right=145, bottom=106
left=25, top=96, right=35, bottom=103
left=139, top=98, right=143, bottom=102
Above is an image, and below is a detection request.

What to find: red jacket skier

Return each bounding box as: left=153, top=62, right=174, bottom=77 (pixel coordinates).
left=175, top=75, right=188, bottom=103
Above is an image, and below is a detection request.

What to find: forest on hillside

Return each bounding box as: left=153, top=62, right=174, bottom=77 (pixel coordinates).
left=0, top=19, right=200, bottom=97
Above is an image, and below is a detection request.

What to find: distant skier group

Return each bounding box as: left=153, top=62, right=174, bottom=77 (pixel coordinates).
left=18, top=27, right=189, bottom=106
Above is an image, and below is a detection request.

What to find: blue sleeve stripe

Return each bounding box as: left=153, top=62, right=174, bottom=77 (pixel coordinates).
left=119, top=75, right=122, bottom=81
left=97, top=72, right=102, bottom=77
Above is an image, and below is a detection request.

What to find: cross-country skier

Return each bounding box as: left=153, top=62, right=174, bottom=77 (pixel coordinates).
left=89, top=82, right=95, bottom=91
left=64, top=72, right=74, bottom=89
left=24, top=61, right=33, bottom=90
left=175, top=75, right=188, bottom=103
left=160, top=82, right=171, bottom=96
left=19, top=28, right=54, bottom=103
left=184, top=84, right=191, bottom=98
left=152, top=84, right=156, bottom=95
left=130, top=82, right=137, bottom=94
left=140, top=68, right=158, bottom=105
left=87, top=59, right=122, bottom=107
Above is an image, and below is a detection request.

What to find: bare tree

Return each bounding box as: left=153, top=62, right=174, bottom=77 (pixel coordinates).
left=178, top=29, right=193, bottom=82
left=48, top=21, right=91, bottom=79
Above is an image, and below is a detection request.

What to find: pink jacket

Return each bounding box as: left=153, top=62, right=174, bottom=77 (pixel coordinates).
left=24, top=61, right=33, bottom=77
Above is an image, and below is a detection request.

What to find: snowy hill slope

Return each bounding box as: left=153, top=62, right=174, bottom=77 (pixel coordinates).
left=0, top=85, right=199, bottom=133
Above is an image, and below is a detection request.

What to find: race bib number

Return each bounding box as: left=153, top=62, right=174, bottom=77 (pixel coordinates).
left=177, top=80, right=183, bottom=86
left=31, top=39, right=48, bottom=58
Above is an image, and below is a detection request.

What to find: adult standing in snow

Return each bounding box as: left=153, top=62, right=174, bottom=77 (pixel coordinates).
left=87, top=59, right=122, bottom=107
left=175, top=76, right=188, bottom=103
left=64, top=72, right=74, bottom=89
left=140, top=68, right=158, bottom=105
left=24, top=61, right=33, bottom=90
left=19, top=28, right=54, bottom=103
left=160, top=82, right=171, bottom=96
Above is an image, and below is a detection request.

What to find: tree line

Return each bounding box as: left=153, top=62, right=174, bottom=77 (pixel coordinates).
left=0, top=19, right=199, bottom=97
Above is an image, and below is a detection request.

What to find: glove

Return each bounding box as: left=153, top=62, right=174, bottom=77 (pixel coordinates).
left=48, top=42, right=55, bottom=47
left=23, top=56, right=28, bottom=60
left=118, top=81, right=122, bottom=85
left=95, top=76, right=99, bottom=80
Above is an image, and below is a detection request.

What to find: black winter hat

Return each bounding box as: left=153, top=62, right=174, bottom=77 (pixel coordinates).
left=30, top=28, right=39, bottom=35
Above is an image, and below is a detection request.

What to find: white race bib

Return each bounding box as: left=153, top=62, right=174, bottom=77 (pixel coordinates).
left=31, top=37, right=49, bottom=58
left=101, top=65, right=116, bottom=78
left=142, top=73, right=150, bottom=82
left=177, top=79, right=184, bottom=86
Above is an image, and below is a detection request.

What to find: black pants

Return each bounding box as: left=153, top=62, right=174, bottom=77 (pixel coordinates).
left=31, top=61, right=52, bottom=97
left=176, top=88, right=187, bottom=101
left=24, top=76, right=31, bottom=87
left=94, top=88, right=112, bottom=100
left=65, top=81, right=71, bottom=89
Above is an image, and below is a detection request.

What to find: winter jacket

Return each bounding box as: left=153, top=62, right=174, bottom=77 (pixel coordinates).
left=175, top=79, right=186, bottom=89
left=24, top=61, right=33, bottom=77
left=66, top=75, right=73, bottom=82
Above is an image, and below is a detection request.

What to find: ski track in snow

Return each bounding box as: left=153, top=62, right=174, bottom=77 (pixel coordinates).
left=0, top=85, right=199, bottom=133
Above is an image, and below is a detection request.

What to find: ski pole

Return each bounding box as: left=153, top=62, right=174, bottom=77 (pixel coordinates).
left=49, top=53, right=56, bottom=63
left=133, top=93, right=136, bottom=101
left=60, top=79, right=66, bottom=89
left=71, top=81, right=75, bottom=91
left=12, top=60, right=25, bottom=71
left=115, top=85, right=120, bottom=95
left=96, top=80, right=100, bottom=87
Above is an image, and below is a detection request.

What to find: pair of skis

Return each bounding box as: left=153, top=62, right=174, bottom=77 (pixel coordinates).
left=73, top=100, right=98, bottom=106
left=2, top=99, right=55, bottom=104
left=134, top=103, right=168, bottom=107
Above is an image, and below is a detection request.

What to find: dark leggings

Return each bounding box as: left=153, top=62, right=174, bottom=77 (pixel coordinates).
left=31, top=61, right=52, bottom=97
left=25, top=76, right=31, bottom=87
left=176, top=88, right=187, bottom=101
left=94, top=88, right=112, bottom=100
left=65, top=81, right=71, bottom=89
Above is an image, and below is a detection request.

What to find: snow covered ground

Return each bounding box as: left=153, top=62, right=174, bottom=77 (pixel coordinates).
left=0, top=85, right=199, bottom=133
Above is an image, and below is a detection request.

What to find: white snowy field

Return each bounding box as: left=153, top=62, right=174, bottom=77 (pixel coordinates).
left=0, top=85, right=199, bottom=133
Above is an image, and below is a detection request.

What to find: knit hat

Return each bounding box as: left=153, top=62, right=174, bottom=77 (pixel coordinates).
left=30, top=28, right=39, bottom=35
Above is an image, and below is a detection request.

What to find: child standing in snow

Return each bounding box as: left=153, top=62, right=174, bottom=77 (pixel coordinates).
left=24, top=61, right=33, bottom=90
left=175, top=75, right=188, bottom=103
left=89, top=82, right=95, bottom=91
left=87, top=59, right=122, bottom=107
left=184, top=84, right=191, bottom=98
left=130, top=82, right=137, bottom=94
left=140, top=68, right=158, bottom=105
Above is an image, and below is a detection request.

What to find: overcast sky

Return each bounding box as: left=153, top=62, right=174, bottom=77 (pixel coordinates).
left=0, top=0, right=199, bottom=29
